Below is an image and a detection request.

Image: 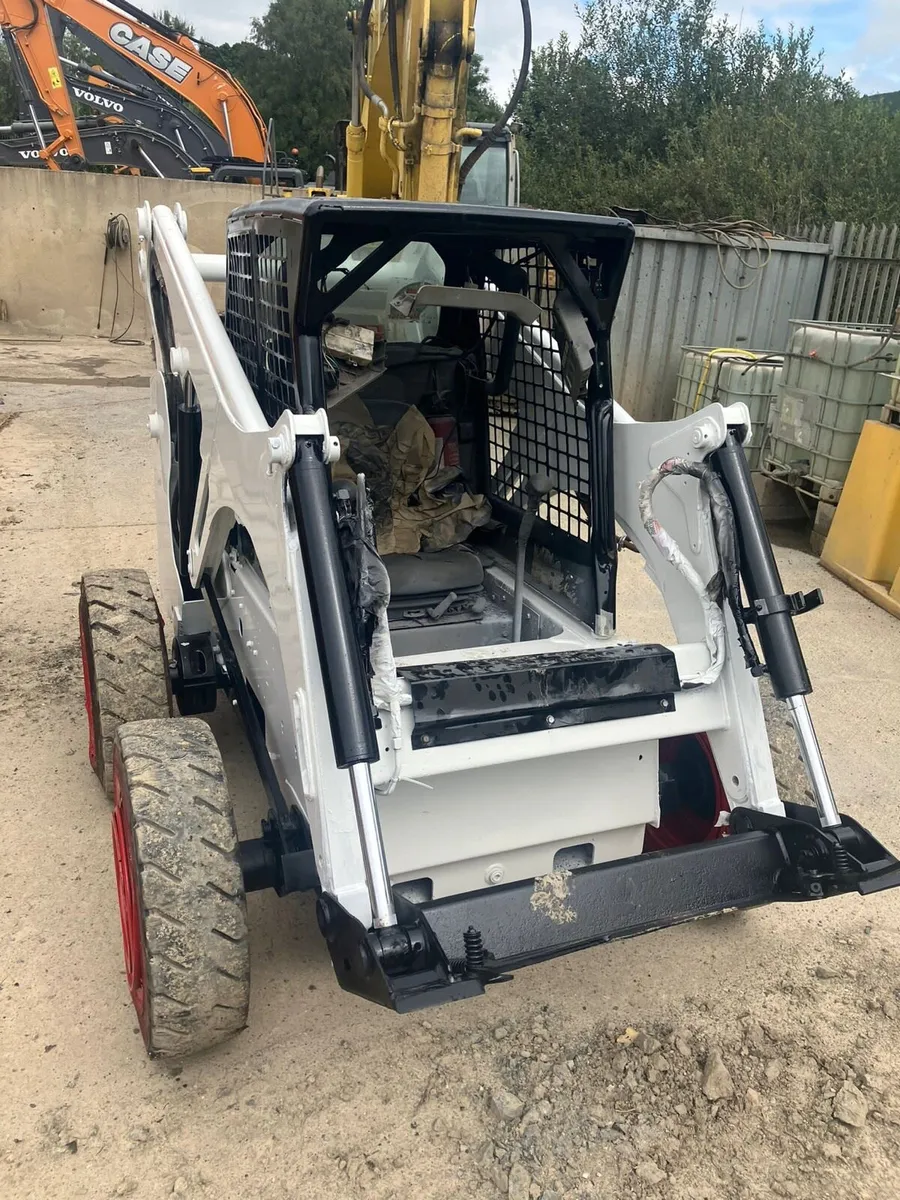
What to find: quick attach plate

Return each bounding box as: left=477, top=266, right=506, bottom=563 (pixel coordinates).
left=399, top=644, right=679, bottom=748
left=318, top=802, right=900, bottom=1013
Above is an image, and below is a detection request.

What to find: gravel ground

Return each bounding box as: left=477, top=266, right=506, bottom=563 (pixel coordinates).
left=2, top=340, right=900, bottom=1200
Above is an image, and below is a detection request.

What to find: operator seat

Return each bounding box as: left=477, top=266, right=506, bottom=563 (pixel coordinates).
left=359, top=394, right=486, bottom=623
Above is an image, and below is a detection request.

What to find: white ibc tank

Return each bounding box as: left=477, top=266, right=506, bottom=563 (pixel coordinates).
left=672, top=348, right=783, bottom=471
left=766, top=320, right=900, bottom=489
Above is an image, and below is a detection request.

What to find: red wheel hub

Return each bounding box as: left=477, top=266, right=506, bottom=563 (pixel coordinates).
left=78, top=606, right=97, bottom=770
left=644, top=733, right=730, bottom=852
left=112, top=763, right=148, bottom=1039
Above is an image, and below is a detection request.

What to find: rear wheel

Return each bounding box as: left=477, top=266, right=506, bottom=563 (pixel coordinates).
left=112, top=717, right=250, bottom=1059
left=79, top=569, right=172, bottom=798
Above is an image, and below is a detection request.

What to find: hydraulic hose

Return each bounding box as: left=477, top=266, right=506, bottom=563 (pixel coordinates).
left=355, top=0, right=389, bottom=120
left=458, top=0, right=532, bottom=193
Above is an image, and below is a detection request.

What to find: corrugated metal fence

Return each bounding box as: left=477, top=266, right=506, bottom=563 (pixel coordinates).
left=612, top=226, right=829, bottom=420
left=796, top=222, right=900, bottom=327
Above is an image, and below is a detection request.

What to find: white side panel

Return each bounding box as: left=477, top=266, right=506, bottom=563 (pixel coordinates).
left=140, top=204, right=371, bottom=925
left=614, top=404, right=782, bottom=815
left=381, top=741, right=657, bottom=897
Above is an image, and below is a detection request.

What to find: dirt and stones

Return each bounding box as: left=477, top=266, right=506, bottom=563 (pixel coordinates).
left=412, top=947, right=900, bottom=1200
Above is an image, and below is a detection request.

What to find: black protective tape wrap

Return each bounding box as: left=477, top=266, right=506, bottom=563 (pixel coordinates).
left=287, top=436, right=379, bottom=767
left=175, top=401, right=201, bottom=596
left=713, top=432, right=812, bottom=699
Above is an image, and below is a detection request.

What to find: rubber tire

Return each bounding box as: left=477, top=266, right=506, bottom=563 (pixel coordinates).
left=79, top=569, right=172, bottom=799
left=759, top=675, right=814, bottom=806
left=112, top=717, right=250, bottom=1059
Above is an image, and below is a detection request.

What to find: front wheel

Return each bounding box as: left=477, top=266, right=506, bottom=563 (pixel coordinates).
left=112, top=717, right=250, bottom=1058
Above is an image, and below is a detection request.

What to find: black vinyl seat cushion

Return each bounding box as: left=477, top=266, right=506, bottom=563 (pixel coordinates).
left=385, top=547, right=484, bottom=601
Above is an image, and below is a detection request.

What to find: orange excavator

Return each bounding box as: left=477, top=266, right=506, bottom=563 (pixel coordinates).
left=0, top=0, right=277, bottom=176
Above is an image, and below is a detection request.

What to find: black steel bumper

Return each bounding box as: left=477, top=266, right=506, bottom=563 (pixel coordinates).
left=317, top=803, right=900, bottom=1013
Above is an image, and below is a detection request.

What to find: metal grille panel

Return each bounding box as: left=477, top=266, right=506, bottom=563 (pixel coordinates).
left=485, top=249, right=591, bottom=542
left=225, top=231, right=295, bottom=426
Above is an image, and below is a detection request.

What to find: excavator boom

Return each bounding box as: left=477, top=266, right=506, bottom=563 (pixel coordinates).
left=345, top=0, right=526, bottom=206
left=347, top=0, right=477, bottom=203
left=0, top=0, right=268, bottom=168
left=1, top=0, right=85, bottom=166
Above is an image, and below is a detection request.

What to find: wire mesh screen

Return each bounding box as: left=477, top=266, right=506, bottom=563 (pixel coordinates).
left=225, top=231, right=295, bottom=426
left=484, top=249, right=592, bottom=542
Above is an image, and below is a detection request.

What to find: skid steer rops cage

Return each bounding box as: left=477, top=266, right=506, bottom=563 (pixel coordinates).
left=85, top=195, right=900, bottom=1056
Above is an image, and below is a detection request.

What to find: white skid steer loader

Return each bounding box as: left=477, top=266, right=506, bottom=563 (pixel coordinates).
left=78, top=195, right=900, bottom=1058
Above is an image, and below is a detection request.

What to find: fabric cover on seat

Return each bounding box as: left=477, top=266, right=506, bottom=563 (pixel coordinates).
left=385, top=547, right=484, bottom=598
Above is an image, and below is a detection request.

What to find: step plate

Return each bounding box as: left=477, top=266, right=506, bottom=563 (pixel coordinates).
left=399, top=643, right=680, bottom=748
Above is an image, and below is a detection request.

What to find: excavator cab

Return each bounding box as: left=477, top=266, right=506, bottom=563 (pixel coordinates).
left=458, top=125, right=520, bottom=207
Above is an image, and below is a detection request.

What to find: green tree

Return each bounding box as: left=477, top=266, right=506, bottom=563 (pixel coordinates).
left=152, top=10, right=197, bottom=38
left=516, top=0, right=900, bottom=228
left=0, top=41, right=18, bottom=125
left=467, top=52, right=502, bottom=123
left=241, top=0, right=350, bottom=169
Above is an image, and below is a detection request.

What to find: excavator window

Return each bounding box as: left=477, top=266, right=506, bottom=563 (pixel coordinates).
left=458, top=142, right=511, bottom=208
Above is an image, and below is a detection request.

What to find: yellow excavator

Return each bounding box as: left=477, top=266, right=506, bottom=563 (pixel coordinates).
left=340, top=0, right=526, bottom=204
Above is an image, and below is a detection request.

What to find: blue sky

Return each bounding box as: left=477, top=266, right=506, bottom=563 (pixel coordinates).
left=179, top=0, right=900, bottom=97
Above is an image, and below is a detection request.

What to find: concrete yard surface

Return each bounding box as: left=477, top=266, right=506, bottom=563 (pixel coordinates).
left=2, top=339, right=900, bottom=1200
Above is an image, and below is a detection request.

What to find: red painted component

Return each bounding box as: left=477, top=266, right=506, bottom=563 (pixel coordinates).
left=427, top=414, right=460, bottom=468
left=78, top=606, right=97, bottom=770
left=112, top=762, right=148, bottom=1040
left=644, top=733, right=730, bottom=852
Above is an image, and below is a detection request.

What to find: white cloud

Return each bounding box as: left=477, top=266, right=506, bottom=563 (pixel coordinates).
left=473, top=0, right=582, bottom=96
left=851, top=0, right=900, bottom=92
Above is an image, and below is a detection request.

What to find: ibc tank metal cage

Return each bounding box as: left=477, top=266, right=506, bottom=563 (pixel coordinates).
left=223, top=198, right=635, bottom=616
left=763, top=319, right=900, bottom=496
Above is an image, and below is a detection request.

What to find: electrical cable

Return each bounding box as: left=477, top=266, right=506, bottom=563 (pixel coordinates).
left=797, top=317, right=900, bottom=370
left=676, top=220, right=773, bottom=290
left=691, top=348, right=760, bottom=412
left=98, top=213, right=141, bottom=345
left=608, top=211, right=776, bottom=290
left=458, top=0, right=531, bottom=193
left=9, top=0, right=39, bottom=33
left=639, top=455, right=762, bottom=680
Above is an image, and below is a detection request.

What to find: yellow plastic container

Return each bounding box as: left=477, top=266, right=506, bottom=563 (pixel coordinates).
left=821, top=420, right=900, bottom=618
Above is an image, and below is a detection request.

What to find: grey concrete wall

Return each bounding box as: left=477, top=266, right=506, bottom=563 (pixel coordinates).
left=0, top=168, right=253, bottom=340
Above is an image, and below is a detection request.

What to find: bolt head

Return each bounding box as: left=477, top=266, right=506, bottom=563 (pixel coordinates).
left=485, top=863, right=505, bottom=886
left=546, top=715, right=556, bottom=726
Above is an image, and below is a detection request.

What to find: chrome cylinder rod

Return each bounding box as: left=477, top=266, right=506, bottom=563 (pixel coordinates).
left=221, top=99, right=234, bottom=154
left=349, top=762, right=397, bottom=929
left=785, top=694, right=841, bottom=828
